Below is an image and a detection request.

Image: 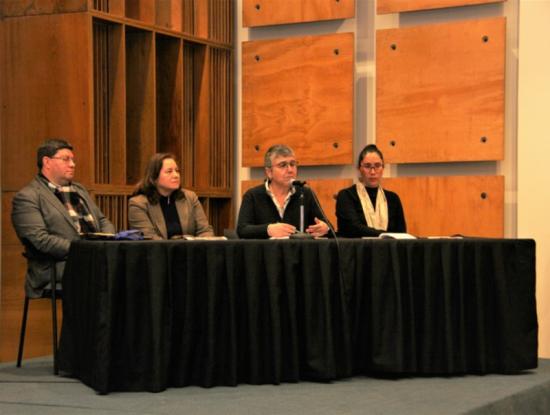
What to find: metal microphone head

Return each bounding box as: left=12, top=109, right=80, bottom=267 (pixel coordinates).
left=291, top=179, right=307, bottom=187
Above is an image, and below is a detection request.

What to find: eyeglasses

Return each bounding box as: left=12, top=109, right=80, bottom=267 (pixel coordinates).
left=50, top=156, right=76, bottom=164
left=361, top=163, right=383, bottom=171
left=273, top=160, right=298, bottom=169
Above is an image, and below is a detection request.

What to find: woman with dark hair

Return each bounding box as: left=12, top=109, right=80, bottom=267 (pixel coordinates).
left=336, top=144, right=406, bottom=237
left=128, top=153, right=213, bottom=239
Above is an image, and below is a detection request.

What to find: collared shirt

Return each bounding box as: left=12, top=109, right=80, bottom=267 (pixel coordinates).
left=264, top=180, right=296, bottom=219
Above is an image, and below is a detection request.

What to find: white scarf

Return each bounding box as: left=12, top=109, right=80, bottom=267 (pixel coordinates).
left=355, top=183, right=388, bottom=231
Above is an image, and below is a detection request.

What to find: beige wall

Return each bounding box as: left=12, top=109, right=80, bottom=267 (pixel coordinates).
left=236, top=0, right=550, bottom=354
left=518, top=0, right=550, bottom=357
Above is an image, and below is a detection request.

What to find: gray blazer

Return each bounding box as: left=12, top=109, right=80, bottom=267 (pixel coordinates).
left=11, top=176, right=115, bottom=298
left=128, top=190, right=214, bottom=240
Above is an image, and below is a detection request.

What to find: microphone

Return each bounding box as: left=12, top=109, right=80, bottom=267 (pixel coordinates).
left=291, top=179, right=307, bottom=187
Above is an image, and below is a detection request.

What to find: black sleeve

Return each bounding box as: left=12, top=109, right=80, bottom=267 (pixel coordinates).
left=236, top=189, right=270, bottom=239
left=388, top=193, right=407, bottom=233
left=335, top=188, right=383, bottom=237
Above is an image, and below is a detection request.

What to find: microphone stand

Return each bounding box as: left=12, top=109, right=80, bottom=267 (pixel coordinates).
left=290, top=184, right=313, bottom=239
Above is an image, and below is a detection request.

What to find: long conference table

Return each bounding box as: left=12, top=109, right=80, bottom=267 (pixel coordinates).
left=58, top=238, right=537, bottom=393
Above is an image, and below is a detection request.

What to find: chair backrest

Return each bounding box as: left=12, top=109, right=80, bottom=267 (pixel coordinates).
left=223, top=229, right=239, bottom=239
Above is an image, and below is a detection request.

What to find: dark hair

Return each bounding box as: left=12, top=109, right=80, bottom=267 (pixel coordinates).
left=264, top=144, right=295, bottom=168
left=357, top=144, right=384, bottom=168
left=37, top=139, right=73, bottom=169
left=133, top=153, right=183, bottom=204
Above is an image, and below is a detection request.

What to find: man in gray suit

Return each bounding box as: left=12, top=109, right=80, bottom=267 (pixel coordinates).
left=11, top=139, right=115, bottom=298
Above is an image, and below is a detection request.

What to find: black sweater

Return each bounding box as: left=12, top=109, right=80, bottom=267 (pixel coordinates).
left=237, top=184, right=325, bottom=239
left=335, top=184, right=406, bottom=237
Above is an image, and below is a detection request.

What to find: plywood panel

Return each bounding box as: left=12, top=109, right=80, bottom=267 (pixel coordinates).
left=377, top=18, right=505, bottom=163
left=377, top=0, right=505, bottom=14
left=383, top=175, right=504, bottom=237
left=241, top=178, right=352, bottom=230
left=243, top=33, right=354, bottom=167
left=243, top=0, right=355, bottom=28
left=1, top=13, right=93, bottom=191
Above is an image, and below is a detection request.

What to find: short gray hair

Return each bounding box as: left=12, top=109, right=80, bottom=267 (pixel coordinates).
left=264, top=144, right=295, bottom=168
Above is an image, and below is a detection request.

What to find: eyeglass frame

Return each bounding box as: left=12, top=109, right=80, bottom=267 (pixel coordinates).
left=272, top=160, right=299, bottom=169
left=360, top=163, right=384, bottom=171
left=49, top=156, right=76, bottom=164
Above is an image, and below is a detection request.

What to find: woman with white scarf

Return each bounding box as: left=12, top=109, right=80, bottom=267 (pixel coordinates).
left=336, top=144, right=406, bottom=237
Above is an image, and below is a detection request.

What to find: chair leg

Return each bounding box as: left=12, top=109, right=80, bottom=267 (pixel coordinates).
left=51, top=290, right=59, bottom=375
left=17, top=297, right=30, bottom=368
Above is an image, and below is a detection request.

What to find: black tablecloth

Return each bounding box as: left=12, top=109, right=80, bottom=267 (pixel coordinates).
left=58, top=238, right=537, bottom=393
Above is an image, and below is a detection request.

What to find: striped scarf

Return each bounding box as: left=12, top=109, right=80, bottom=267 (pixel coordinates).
left=47, top=181, right=98, bottom=234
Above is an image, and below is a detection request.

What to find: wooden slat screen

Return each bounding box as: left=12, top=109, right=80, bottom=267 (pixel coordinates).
left=209, top=47, right=232, bottom=190
left=93, top=20, right=110, bottom=184
left=209, top=0, right=233, bottom=44
left=182, top=42, right=197, bottom=188
left=125, top=27, right=156, bottom=185
left=205, top=198, right=232, bottom=235
left=94, top=193, right=130, bottom=232
left=156, top=34, right=183, bottom=159
left=183, top=0, right=195, bottom=35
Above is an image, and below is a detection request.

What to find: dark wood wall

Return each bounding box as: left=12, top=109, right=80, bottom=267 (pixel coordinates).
left=0, top=0, right=234, bottom=362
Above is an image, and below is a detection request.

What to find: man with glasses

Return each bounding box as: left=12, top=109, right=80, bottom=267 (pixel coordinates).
left=12, top=139, right=114, bottom=298
left=336, top=144, right=406, bottom=237
left=237, top=144, right=329, bottom=239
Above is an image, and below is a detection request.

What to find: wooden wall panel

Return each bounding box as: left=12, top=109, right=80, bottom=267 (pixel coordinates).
left=243, top=0, right=355, bottom=28
left=1, top=0, right=88, bottom=17
left=241, top=179, right=352, bottom=230
left=2, top=192, right=19, bottom=246
left=1, top=13, right=93, bottom=190
left=243, top=33, right=354, bottom=167
left=376, top=17, right=505, bottom=163
left=383, top=175, right=504, bottom=237
left=377, top=0, right=505, bottom=14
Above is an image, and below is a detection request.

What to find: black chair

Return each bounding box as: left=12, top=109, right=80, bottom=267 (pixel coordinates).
left=223, top=228, right=239, bottom=239
left=16, top=254, right=62, bottom=375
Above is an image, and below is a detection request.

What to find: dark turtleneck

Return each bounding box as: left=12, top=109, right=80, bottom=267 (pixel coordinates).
left=366, top=186, right=378, bottom=207
left=159, top=193, right=183, bottom=239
